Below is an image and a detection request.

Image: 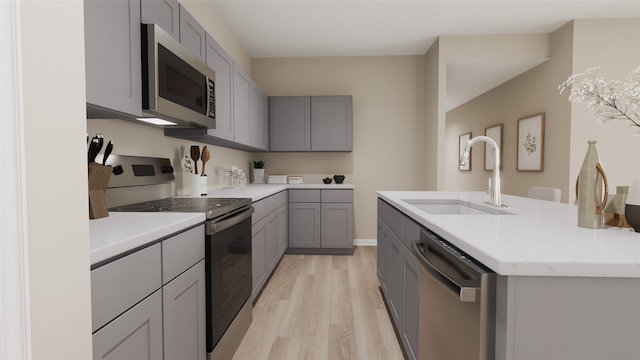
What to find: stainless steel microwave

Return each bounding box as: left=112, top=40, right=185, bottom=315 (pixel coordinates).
left=141, top=24, right=215, bottom=128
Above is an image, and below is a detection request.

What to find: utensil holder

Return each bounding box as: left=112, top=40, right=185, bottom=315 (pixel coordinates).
left=88, top=163, right=112, bottom=219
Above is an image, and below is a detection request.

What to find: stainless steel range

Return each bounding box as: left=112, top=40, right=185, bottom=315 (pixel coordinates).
left=104, top=155, right=253, bottom=360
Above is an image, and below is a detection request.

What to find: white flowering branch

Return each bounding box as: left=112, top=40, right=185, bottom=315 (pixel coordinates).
left=559, top=66, right=640, bottom=135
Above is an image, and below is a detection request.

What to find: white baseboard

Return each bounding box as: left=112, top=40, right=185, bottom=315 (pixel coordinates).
left=354, top=238, right=377, bottom=246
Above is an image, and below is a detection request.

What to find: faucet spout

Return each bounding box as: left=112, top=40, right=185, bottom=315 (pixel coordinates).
left=459, top=135, right=503, bottom=207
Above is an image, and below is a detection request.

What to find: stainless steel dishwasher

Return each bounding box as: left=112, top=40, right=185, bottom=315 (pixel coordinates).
left=412, top=228, right=496, bottom=360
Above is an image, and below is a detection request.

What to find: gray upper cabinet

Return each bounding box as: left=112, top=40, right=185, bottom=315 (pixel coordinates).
left=84, top=0, right=142, bottom=118
left=179, top=5, right=206, bottom=61
left=251, top=82, right=269, bottom=151
left=270, top=96, right=312, bottom=151
left=205, top=34, right=234, bottom=141
left=233, top=64, right=252, bottom=146
left=141, top=0, right=180, bottom=40
left=269, top=96, right=352, bottom=152
left=311, top=96, right=353, bottom=151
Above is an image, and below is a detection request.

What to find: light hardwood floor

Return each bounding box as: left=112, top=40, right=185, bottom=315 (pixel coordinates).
left=232, top=246, right=405, bottom=360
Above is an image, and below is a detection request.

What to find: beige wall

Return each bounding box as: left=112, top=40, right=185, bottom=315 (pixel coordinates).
left=423, top=37, right=443, bottom=190
left=444, top=29, right=571, bottom=200
left=20, top=1, right=93, bottom=358
left=443, top=19, right=640, bottom=203
left=251, top=56, right=425, bottom=239
left=569, top=18, right=640, bottom=199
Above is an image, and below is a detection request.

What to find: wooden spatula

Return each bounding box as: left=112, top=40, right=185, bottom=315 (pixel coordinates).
left=201, top=146, right=211, bottom=176
left=190, top=145, right=200, bottom=175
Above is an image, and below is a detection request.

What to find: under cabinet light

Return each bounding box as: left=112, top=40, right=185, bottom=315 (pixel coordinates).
left=136, top=117, right=177, bottom=126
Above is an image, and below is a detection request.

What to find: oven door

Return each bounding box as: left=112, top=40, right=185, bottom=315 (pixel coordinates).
left=205, top=207, right=253, bottom=352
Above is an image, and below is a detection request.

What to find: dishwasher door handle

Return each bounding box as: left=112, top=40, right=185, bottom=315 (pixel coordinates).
left=412, top=240, right=479, bottom=302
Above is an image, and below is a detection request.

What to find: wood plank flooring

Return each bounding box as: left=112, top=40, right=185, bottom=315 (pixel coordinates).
left=232, top=247, right=405, bottom=360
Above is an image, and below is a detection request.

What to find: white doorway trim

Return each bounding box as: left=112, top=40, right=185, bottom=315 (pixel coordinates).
left=1, top=0, right=32, bottom=359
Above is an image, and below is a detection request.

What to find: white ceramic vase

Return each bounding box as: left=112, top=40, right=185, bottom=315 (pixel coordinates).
left=252, top=168, right=265, bottom=184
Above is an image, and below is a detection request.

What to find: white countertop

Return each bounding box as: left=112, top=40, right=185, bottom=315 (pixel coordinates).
left=90, top=183, right=354, bottom=267
left=89, top=212, right=205, bottom=266
left=187, top=183, right=355, bottom=202
left=378, top=191, right=640, bottom=278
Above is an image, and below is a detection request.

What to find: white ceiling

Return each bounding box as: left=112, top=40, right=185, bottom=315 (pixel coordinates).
left=209, top=0, right=640, bottom=109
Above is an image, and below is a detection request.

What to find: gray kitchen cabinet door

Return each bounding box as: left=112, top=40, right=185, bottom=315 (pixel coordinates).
left=402, top=243, right=419, bottom=360
left=178, top=5, right=206, bottom=61
left=277, top=204, right=288, bottom=256
left=387, top=223, right=403, bottom=329
left=93, top=290, right=163, bottom=360
left=233, top=64, right=252, bottom=146
left=311, top=96, right=353, bottom=151
left=321, top=203, right=353, bottom=248
left=205, top=34, right=234, bottom=141
left=288, top=202, right=321, bottom=248
left=141, top=0, right=179, bottom=40
left=269, top=96, right=311, bottom=151
left=251, top=217, right=267, bottom=301
left=84, top=0, right=142, bottom=117
left=266, top=210, right=280, bottom=274
left=251, top=82, right=269, bottom=150
left=163, top=260, right=206, bottom=360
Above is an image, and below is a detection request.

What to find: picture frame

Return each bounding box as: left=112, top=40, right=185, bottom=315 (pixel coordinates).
left=459, top=132, right=472, bottom=171
left=517, top=113, right=545, bottom=172
left=484, top=124, right=503, bottom=171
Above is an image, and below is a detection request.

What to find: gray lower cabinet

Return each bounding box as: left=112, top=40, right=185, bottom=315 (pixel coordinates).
left=377, top=199, right=419, bottom=360
left=288, top=189, right=354, bottom=253
left=84, top=0, right=142, bottom=118
left=288, top=202, right=321, bottom=248
left=178, top=4, right=206, bottom=61
left=91, top=225, right=205, bottom=360
left=93, top=289, right=163, bottom=360
left=251, top=216, right=268, bottom=300
left=251, top=191, right=288, bottom=301
left=141, top=0, right=180, bottom=40
left=269, top=96, right=353, bottom=152
left=162, top=260, right=206, bottom=360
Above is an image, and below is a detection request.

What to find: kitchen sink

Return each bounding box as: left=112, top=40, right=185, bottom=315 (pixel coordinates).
left=403, top=199, right=513, bottom=215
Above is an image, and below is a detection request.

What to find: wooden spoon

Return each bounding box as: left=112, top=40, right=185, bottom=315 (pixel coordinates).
left=190, top=145, right=200, bottom=174
left=200, top=146, right=211, bottom=176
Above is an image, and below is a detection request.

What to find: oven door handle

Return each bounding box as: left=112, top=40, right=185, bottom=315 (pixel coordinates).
left=210, top=207, right=254, bottom=234
left=411, top=240, right=480, bottom=303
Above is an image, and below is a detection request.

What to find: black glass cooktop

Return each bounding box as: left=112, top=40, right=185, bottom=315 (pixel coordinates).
left=110, top=197, right=252, bottom=220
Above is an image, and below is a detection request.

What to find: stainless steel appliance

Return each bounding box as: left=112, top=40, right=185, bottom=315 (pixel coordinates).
left=104, top=155, right=252, bottom=360
left=412, top=229, right=496, bottom=360
left=141, top=24, right=216, bottom=128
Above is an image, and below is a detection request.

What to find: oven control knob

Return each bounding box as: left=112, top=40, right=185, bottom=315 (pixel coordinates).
left=161, top=165, right=174, bottom=174
left=112, top=165, right=124, bottom=175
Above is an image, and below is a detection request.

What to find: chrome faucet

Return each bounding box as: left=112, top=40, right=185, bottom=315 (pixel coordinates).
left=459, top=135, right=505, bottom=207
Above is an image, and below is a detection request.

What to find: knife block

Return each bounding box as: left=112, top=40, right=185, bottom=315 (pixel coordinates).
left=88, top=163, right=112, bottom=219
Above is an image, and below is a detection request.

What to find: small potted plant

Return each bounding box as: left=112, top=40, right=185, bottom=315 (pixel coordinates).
left=252, top=161, right=265, bottom=184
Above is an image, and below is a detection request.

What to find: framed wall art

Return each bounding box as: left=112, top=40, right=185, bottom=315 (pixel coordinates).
left=484, top=124, right=503, bottom=171
left=459, top=132, right=472, bottom=171
left=517, top=113, right=545, bottom=172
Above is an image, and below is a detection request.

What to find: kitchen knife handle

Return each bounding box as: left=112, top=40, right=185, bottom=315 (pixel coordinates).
left=102, top=141, right=113, bottom=165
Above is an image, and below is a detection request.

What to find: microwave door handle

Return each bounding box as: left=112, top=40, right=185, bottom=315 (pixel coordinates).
left=412, top=240, right=479, bottom=302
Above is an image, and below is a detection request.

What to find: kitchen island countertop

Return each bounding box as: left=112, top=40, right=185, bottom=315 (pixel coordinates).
left=378, top=191, right=640, bottom=278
